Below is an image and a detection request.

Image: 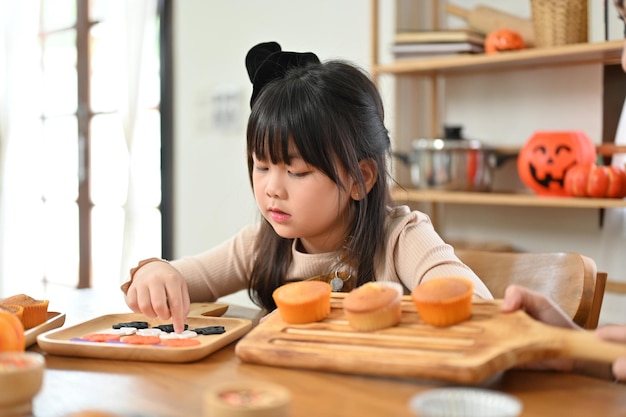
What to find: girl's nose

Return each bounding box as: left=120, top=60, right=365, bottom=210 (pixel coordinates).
left=265, top=172, right=286, bottom=199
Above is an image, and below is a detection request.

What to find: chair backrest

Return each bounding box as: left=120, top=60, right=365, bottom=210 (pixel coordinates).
left=455, top=249, right=606, bottom=329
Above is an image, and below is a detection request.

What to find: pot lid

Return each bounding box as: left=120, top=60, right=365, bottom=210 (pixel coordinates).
left=412, top=138, right=485, bottom=150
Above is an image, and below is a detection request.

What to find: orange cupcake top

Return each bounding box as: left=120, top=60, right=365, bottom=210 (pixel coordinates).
left=343, top=282, right=402, bottom=313
left=411, top=277, right=473, bottom=303
left=1, top=294, right=41, bottom=305
left=272, top=281, right=331, bottom=324
left=272, top=281, right=331, bottom=306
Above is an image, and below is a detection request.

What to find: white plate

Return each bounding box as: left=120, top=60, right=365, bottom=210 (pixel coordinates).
left=409, top=387, right=522, bottom=417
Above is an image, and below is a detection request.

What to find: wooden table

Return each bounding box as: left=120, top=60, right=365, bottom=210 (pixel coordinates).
left=29, top=288, right=626, bottom=417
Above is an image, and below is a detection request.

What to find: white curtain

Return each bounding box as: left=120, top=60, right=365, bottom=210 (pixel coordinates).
left=0, top=0, right=44, bottom=296
left=101, top=0, right=159, bottom=282
left=0, top=1, right=158, bottom=295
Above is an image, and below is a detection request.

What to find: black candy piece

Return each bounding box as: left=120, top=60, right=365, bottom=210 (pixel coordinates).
left=112, top=321, right=149, bottom=329
left=192, top=325, right=226, bottom=335
left=152, top=323, right=188, bottom=332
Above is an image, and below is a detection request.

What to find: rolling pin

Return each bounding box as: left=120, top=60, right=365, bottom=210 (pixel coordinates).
left=446, top=3, right=535, bottom=46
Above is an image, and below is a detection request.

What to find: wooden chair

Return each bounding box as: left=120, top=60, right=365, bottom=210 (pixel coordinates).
left=456, top=249, right=607, bottom=329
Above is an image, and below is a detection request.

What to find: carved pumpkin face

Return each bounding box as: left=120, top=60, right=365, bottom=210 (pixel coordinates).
left=484, top=29, right=525, bottom=54
left=517, top=131, right=597, bottom=196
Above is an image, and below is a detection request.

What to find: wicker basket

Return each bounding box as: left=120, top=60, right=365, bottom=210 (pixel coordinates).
left=530, top=0, right=588, bottom=47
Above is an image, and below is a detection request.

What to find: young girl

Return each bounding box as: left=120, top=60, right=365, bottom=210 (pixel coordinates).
left=122, top=42, right=492, bottom=333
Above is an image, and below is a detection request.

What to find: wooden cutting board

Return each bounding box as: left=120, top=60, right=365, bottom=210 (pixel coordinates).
left=37, top=303, right=251, bottom=363
left=235, top=294, right=626, bottom=383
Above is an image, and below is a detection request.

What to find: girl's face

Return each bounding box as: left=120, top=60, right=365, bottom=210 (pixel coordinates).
left=251, top=143, right=354, bottom=254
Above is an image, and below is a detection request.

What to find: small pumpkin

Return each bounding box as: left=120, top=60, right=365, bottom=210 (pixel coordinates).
left=0, top=310, right=25, bottom=352
left=564, top=164, right=626, bottom=198
left=517, top=131, right=597, bottom=196
left=484, top=29, right=525, bottom=54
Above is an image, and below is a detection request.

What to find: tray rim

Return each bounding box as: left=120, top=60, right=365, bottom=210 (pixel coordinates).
left=37, top=311, right=252, bottom=363
left=25, top=311, right=66, bottom=348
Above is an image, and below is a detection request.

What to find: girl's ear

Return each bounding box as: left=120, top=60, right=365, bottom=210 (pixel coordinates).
left=351, top=159, right=378, bottom=201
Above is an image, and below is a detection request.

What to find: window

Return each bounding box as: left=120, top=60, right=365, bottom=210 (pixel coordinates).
left=0, top=0, right=168, bottom=295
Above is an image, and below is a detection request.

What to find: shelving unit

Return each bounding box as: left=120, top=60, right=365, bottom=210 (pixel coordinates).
left=391, top=188, right=626, bottom=209
left=371, top=0, right=626, bottom=211
left=373, top=39, right=623, bottom=77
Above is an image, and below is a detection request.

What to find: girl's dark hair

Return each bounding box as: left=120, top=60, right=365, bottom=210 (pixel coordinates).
left=246, top=60, right=391, bottom=311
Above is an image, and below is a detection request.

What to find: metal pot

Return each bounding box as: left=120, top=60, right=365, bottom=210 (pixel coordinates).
left=393, top=137, right=497, bottom=191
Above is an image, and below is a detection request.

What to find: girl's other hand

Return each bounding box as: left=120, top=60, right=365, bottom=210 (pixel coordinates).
left=595, top=325, right=626, bottom=381
left=500, top=284, right=578, bottom=373
left=500, top=284, right=579, bottom=330
left=124, top=261, right=191, bottom=333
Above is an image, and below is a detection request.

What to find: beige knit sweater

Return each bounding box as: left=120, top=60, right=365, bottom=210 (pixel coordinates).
left=168, top=205, right=493, bottom=306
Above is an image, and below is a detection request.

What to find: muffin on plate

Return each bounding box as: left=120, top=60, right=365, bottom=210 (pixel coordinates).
left=272, top=281, right=331, bottom=324
left=0, top=294, right=49, bottom=330
left=410, top=277, right=473, bottom=327
left=343, top=282, right=403, bottom=331
left=0, top=304, right=24, bottom=324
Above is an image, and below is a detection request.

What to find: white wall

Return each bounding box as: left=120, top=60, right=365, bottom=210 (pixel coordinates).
left=173, top=0, right=374, bottom=307
left=173, top=1, right=626, bottom=322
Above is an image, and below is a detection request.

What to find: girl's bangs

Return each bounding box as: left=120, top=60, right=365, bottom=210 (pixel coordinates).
left=247, top=74, right=340, bottom=184
left=249, top=114, right=291, bottom=164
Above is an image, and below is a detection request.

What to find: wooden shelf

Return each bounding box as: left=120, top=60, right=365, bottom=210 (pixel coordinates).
left=391, top=188, right=626, bottom=209
left=373, top=40, right=623, bottom=76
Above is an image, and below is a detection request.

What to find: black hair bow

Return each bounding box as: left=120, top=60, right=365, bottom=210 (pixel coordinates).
left=245, top=41, right=320, bottom=108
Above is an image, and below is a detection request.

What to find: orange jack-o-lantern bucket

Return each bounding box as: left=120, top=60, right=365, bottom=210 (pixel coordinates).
left=517, top=131, right=597, bottom=196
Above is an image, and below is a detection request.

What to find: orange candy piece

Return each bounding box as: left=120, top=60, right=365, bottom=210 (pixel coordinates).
left=81, top=333, right=122, bottom=343
left=120, top=335, right=161, bottom=345
left=160, top=338, right=201, bottom=348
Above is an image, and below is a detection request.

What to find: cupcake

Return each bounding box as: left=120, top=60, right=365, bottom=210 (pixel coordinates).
left=343, top=282, right=403, bottom=331
left=0, top=294, right=49, bottom=330
left=411, top=277, right=473, bottom=327
left=272, top=281, right=331, bottom=324
left=0, top=304, right=24, bottom=324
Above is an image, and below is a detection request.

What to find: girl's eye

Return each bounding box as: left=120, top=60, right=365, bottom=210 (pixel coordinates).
left=254, top=163, right=268, bottom=172
left=288, top=170, right=310, bottom=178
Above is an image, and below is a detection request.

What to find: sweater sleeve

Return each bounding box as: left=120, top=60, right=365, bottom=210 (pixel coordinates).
left=169, top=224, right=259, bottom=303
left=383, top=206, right=493, bottom=300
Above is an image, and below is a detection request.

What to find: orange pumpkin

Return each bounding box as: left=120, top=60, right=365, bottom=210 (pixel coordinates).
left=484, top=29, right=525, bottom=54
left=517, top=131, right=597, bottom=196
left=0, top=310, right=25, bottom=352
left=564, top=164, right=626, bottom=198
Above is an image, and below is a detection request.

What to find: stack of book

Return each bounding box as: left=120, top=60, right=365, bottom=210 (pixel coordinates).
left=390, top=29, right=485, bottom=59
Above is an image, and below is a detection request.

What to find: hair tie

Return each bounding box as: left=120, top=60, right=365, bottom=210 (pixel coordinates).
left=245, top=41, right=320, bottom=108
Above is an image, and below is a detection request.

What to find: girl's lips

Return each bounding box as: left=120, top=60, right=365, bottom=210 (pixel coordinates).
left=269, top=209, right=290, bottom=222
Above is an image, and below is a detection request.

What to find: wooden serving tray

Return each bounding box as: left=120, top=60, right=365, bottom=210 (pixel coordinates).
left=236, top=294, right=626, bottom=383
left=37, top=303, right=251, bottom=363
left=24, top=312, right=66, bottom=348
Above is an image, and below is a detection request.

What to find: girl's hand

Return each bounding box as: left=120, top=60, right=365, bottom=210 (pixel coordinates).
left=124, top=261, right=191, bottom=333
left=595, top=325, right=626, bottom=381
